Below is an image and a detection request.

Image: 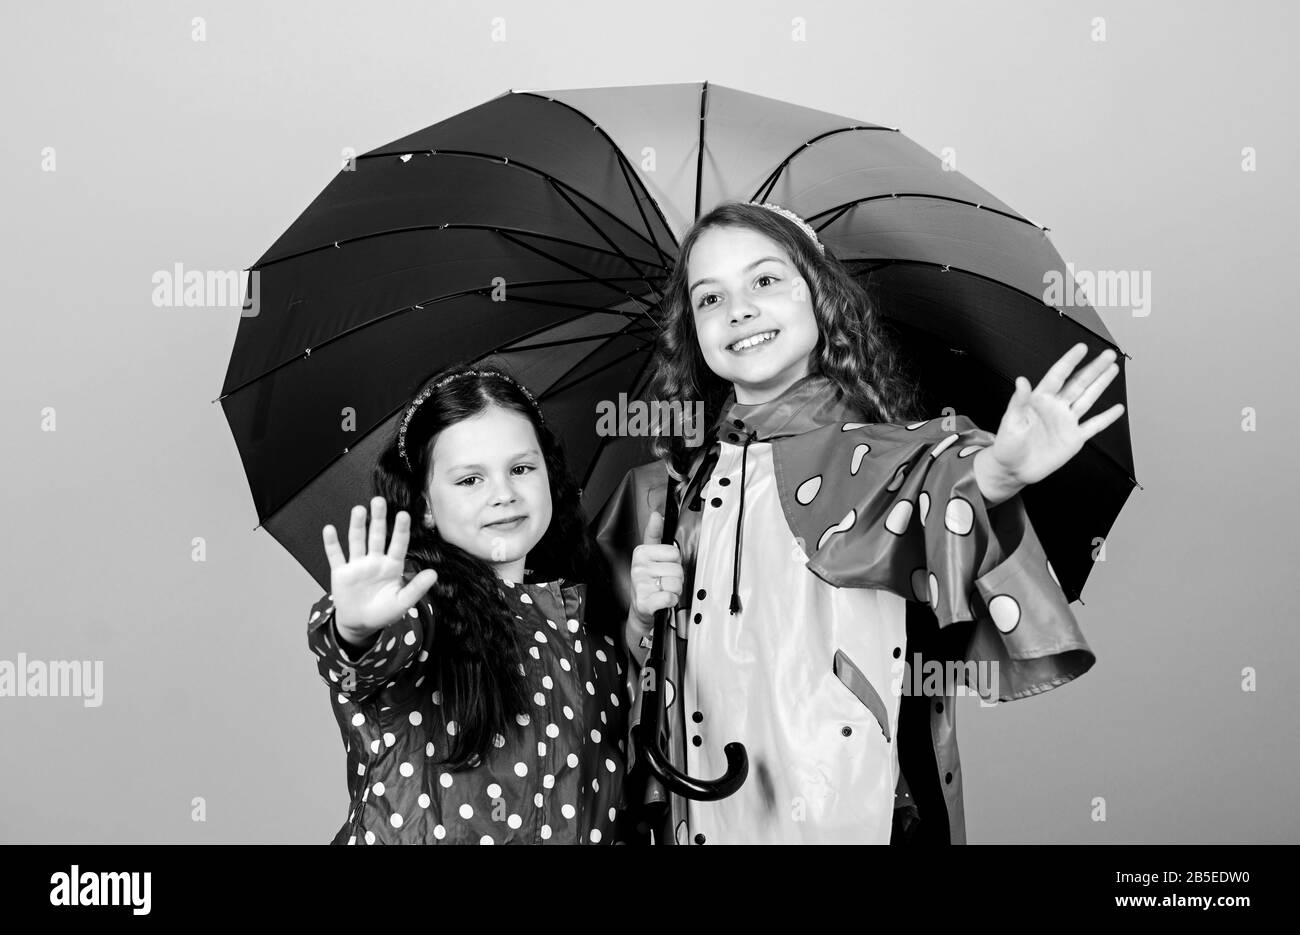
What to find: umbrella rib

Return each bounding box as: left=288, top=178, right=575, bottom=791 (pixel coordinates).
left=545, top=179, right=662, bottom=309
left=510, top=91, right=681, bottom=267
left=486, top=290, right=661, bottom=325
left=806, top=192, right=1039, bottom=234
left=494, top=228, right=661, bottom=309
left=578, top=342, right=660, bottom=491
left=253, top=219, right=666, bottom=274
left=345, top=148, right=671, bottom=263
left=542, top=341, right=654, bottom=403
left=694, top=81, right=709, bottom=221
left=504, top=333, right=626, bottom=353
left=217, top=273, right=654, bottom=403
left=252, top=391, right=420, bottom=533
left=614, top=156, right=675, bottom=269
left=846, top=256, right=1132, bottom=360
left=249, top=333, right=658, bottom=534
left=750, top=125, right=895, bottom=204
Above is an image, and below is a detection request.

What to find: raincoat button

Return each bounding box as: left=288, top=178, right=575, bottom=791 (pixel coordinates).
left=718, top=477, right=731, bottom=486
left=841, top=726, right=852, bottom=737
left=935, top=701, right=944, bottom=713
left=697, top=589, right=707, bottom=600
left=692, top=735, right=702, bottom=746
left=945, top=771, right=953, bottom=784
left=710, top=497, right=722, bottom=507
left=893, top=646, right=901, bottom=658
left=693, top=613, right=702, bottom=624
left=694, top=834, right=706, bottom=844
left=732, top=419, right=744, bottom=428
left=727, top=433, right=740, bottom=442
left=692, top=711, right=703, bottom=723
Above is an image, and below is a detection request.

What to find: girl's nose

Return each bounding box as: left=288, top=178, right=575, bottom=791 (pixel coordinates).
left=730, top=303, right=758, bottom=324
left=489, top=477, right=518, bottom=505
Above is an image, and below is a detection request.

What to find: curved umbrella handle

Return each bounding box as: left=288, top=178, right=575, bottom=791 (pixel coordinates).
left=631, top=471, right=748, bottom=801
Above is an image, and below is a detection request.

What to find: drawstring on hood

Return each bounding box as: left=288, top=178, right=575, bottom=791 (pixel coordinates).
left=729, top=430, right=756, bottom=614
left=681, top=374, right=859, bottom=619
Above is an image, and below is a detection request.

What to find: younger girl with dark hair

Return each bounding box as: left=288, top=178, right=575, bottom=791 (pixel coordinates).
left=306, top=364, right=629, bottom=844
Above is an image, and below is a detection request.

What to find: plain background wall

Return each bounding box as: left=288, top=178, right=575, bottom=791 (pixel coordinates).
left=1, top=0, right=1296, bottom=843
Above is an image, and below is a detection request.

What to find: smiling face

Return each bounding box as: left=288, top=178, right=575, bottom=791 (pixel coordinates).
left=422, top=404, right=553, bottom=583
left=687, top=224, right=820, bottom=405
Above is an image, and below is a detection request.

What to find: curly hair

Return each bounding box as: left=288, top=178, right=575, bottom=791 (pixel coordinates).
left=372, top=362, right=619, bottom=769
left=648, top=200, right=925, bottom=469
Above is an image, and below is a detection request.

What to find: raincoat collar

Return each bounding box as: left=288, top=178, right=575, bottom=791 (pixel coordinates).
left=693, top=372, right=866, bottom=616
left=708, top=372, right=862, bottom=447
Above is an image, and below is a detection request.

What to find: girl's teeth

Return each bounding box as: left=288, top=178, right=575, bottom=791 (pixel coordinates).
left=731, top=331, right=776, bottom=351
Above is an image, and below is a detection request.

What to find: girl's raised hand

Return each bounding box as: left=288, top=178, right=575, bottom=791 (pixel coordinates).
left=987, top=343, right=1126, bottom=487
left=321, top=496, right=439, bottom=639
left=629, top=510, right=684, bottom=627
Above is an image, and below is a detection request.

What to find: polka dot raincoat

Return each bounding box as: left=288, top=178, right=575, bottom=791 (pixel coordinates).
left=307, top=565, right=631, bottom=844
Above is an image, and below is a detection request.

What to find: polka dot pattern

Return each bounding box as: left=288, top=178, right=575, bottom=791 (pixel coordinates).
left=658, top=406, right=1078, bottom=847
left=306, top=576, right=629, bottom=845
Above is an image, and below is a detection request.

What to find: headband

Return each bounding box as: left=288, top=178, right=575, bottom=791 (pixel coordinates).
left=398, top=369, right=544, bottom=472
left=751, top=202, right=826, bottom=255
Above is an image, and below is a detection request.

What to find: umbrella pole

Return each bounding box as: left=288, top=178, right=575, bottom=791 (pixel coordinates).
left=632, top=469, right=748, bottom=801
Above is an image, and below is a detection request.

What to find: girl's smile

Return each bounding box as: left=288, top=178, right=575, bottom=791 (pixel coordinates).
left=484, top=515, right=527, bottom=531
left=688, top=225, right=819, bottom=404
left=726, top=328, right=780, bottom=353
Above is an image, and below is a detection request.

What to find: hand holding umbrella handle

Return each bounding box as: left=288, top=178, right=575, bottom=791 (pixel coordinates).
left=631, top=473, right=748, bottom=801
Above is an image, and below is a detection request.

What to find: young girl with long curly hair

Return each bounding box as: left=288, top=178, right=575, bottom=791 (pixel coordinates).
left=597, top=201, right=1121, bottom=844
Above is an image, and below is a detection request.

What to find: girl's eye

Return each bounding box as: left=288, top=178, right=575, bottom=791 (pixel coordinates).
left=512, top=464, right=535, bottom=475
left=456, top=476, right=480, bottom=487
left=696, top=275, right=778, bottom=308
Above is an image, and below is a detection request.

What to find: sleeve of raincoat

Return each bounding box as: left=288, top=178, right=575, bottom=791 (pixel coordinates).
left=590, top=460, right=670, bottom=640
left=784, top=415, right=1095, bottom=701
left=590, top=461, right=671, bottom=769
left=306, top=587, right=429, bottom=706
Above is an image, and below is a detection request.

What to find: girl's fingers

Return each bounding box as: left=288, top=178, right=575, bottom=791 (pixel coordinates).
left=642, top=559, right=684, bottom=579
left=636, top=591, right=676, bottom=617
left=387, top=510, right=412, bottom=563
left=643, top=510, right=664, bottom=545
left=347, top=505, right=367, bottom=562
left=651, top=590, right=679, bottom=611
left=368, top=496, right=387, bottom=555
left=397, top=568, right=438, bottom=608
left=655, top=576, right=683, bottom=596
left=1060, top=349, right=1117, bottom=404
left=636, top=543, right=682, bottom=563
left=322, top=524, right=345, bottom=571
left=1037, top=342, right=1090, bottom=396
left=1069, top=363, right=1118, bottom=417
left=1079, top=403, right=1126, bottom=442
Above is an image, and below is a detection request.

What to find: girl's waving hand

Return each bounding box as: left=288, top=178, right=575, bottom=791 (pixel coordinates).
left=322, top=496, right=439, bottom=643
left=986, top=343, right=1126, bottom=488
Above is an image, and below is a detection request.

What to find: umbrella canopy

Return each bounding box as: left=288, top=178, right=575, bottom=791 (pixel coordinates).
left=221, top=81, right=1136, bottom=598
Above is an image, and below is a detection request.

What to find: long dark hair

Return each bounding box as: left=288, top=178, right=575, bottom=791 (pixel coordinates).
left=373, top=362, right=620, bottom=769
left=649, top=200, right=925, bottom=467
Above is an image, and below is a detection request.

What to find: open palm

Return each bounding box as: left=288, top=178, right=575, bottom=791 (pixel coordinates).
left=322, top=496, right=439, bottom=636
left=989, top=343, right=1126, bottom=487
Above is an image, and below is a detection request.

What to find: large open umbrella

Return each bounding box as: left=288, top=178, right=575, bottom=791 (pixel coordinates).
left=220, top=80, right=1137, bottom=803
left=221, top=80, right=1134, bottom=602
